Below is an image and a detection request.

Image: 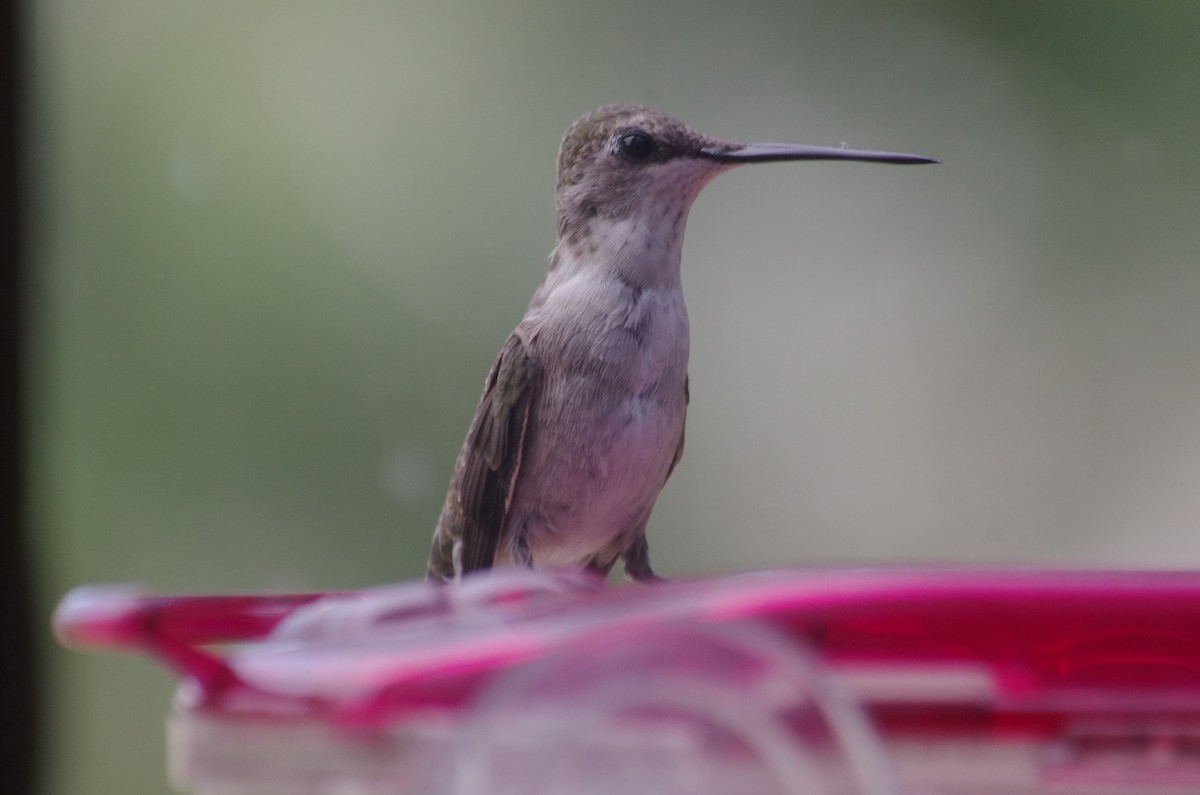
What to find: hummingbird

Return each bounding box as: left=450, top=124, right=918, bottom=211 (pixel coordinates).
left=426, top=104, right=935, bottom=583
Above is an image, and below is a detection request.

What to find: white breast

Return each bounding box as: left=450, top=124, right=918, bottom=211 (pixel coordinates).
left=513, top=265, right=691, bottom=566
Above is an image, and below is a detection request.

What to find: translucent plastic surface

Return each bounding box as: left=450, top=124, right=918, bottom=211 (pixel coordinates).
left=458, top=620, right=895, bottom=795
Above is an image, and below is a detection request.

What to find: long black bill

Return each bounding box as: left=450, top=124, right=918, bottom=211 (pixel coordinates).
left=700, top=141, right=938, bottom=165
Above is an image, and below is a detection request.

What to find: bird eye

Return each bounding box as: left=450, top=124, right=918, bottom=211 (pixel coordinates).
left=617, top=131, right=656, bottom=162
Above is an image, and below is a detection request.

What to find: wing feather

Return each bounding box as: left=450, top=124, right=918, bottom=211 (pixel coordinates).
left=426, top=334, right=541, bottom=580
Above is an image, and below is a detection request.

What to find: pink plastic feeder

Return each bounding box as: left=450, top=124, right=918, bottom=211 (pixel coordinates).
left=55, top=568, right=1200, bottom=794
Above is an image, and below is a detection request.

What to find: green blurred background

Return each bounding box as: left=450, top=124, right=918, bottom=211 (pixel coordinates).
left=29, top=1, right=1200, bottom=793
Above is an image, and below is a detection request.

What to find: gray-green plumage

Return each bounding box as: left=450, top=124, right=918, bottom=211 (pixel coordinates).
left=426, top=104, right=935, bottom=583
